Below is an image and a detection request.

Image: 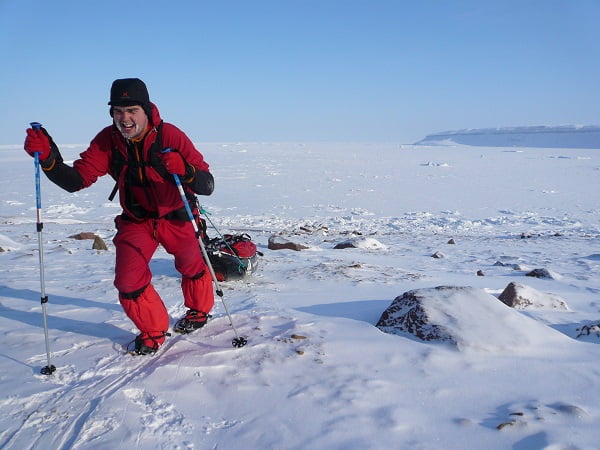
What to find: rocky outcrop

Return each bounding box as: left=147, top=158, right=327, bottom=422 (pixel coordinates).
left=268, top=235, right=309, bottom=251
left=68, top=232, right=108, bottom=250
left=498, top=282, right=568, bottom=310
left=376, top=286, right=568, bottom=351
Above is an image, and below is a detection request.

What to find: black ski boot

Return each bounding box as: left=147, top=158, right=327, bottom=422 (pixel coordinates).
left=128, top=331, right=169, bottom=355
left=174, top=310, right=212, bottom=334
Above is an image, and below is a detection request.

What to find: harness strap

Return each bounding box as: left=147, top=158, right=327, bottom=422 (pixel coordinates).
left=108, top=121, right=166, bottom=201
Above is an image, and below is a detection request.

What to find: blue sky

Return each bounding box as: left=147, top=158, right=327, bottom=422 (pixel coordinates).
left=1, top=0, right=599, bottom=144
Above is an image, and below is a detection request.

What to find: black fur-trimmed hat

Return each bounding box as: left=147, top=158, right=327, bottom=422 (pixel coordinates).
left=108, top=78, right=152, bottom=117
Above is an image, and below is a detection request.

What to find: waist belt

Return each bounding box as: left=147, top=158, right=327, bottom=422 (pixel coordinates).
left=122, top=206, right=190, bottom=222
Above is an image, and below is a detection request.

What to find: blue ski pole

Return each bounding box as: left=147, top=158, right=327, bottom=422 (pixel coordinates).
left=30, top=122, right=56, bottom=375
left=161, top=148, right=247, bottom=348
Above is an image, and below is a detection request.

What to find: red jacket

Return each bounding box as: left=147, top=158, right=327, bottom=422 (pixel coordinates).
left=42, top=103, right=213, bottom=219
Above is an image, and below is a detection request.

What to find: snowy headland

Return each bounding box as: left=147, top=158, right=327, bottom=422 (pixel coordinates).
left=1, top=138, right=599, bottom=449
left=416, top=125, right=600, bottom=148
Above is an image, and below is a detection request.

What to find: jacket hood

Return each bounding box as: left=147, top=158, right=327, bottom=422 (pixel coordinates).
left=148, top=102, right=162, bottom=126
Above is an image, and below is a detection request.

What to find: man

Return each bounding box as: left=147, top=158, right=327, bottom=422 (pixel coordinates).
left=24, top=78, right=215, bottom=355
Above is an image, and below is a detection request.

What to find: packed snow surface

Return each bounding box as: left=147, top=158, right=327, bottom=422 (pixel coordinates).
left=1, top=139, right=599, bottom=449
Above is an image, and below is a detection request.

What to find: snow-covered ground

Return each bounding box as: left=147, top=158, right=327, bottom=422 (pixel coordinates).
left=1, top=138, right=599, bottom=449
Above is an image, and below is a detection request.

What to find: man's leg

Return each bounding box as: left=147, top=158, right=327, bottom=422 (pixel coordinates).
left=159, top=218, right=215, bottom=330
left=113, top=216, right=169, bottom=350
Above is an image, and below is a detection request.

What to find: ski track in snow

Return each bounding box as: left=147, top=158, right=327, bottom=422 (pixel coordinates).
left=4, top=227, right=598, bottom=449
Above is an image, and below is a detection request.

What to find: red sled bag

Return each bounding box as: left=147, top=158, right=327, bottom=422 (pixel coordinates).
left=206, top=234, right=261, bottom=281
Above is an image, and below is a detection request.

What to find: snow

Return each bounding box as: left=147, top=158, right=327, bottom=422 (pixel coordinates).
left=1, top=137, right=600, bottom=449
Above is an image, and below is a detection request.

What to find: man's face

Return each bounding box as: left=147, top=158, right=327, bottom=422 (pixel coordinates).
left=112, top=105, right=148, bottom=139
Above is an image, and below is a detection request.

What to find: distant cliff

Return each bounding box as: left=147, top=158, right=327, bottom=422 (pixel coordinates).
left=416, top=125, right=600, bottom=149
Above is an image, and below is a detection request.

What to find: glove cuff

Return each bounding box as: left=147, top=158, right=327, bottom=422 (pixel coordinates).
left=182, top=163, right=196, bottom=183
left=40, top=135, right=63, bottom=171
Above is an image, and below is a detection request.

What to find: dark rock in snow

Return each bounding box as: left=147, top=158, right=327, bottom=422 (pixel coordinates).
left=334, top=241, right=357, bottom=249
left=334, top=237, right=387, bottom=250
left=493, top=261, right=522, bottom=270
left=477, top=270, right=485, bottom=276
left=576, top=322, right=600, bottom=338
left=498, top=282, right=568, bottom=310
left=431, top=251, right=444, bottom=259
left=268, top=235, right=308, bottom=251
left=498, top=282, right=526, bottom=308
left=376, top=286, right=568, bottom=351
left=525, top=268, right=554, bottom=279
left=69, top=232, right=98, bottom=240
left=447, top=238, right=456, bottom=244
left=376, top=287, right=457, bottom=344
left=92, top=236, right=108, bottom=250
left=68, top=232, right=108, bottom=250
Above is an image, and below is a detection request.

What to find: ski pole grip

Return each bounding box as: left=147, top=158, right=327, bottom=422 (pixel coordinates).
left=30, top=123, right=43, bottom=159
left=161, top=148, right=181, bottom=185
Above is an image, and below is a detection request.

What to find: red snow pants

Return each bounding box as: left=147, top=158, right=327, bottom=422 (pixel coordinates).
left=113, top=214, right=214, bottom=338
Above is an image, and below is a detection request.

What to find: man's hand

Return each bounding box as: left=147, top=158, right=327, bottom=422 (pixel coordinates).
left=24, top=127, right=51, bottom=161
left=159, top=150, right=186, bottom=176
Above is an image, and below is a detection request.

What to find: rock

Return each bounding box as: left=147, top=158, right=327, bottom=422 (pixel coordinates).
left=334, top=237, right=387, bottom=250
left=447, top=238, right=456, bottom=244
left=268, top=235, right=308, bottom=251
left=92, top=236, right=108, bottom=250
left=377, top=287, right=457, bottom=344
left=498, top=282, right=568, bottom=310
left=525, top=268, right=554, bottom=279
left=477, top=270, right=485, bottom=276
left=497, top=421, right=517, bottom=430
left=493, top=261, right=522, bottom=270
left=431, top=251, right=444, bottom=259
left=0, top=247, right=5, bottom=252
left=299, top=225, right=328, bottom=234
left=576, top=323, right=600, bottom=338
left=334, top=241, right=356, bottom=249
left=376, top=286, right=567, bottom=351
left=67, top=232, right=108, bottom=250
left=69, top=232, right=98, bottom=240
left=520, top=233, right=541, bottom=239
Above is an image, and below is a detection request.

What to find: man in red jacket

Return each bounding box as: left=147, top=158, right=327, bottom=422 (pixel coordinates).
left=24, top=78, right=215, bottom=355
